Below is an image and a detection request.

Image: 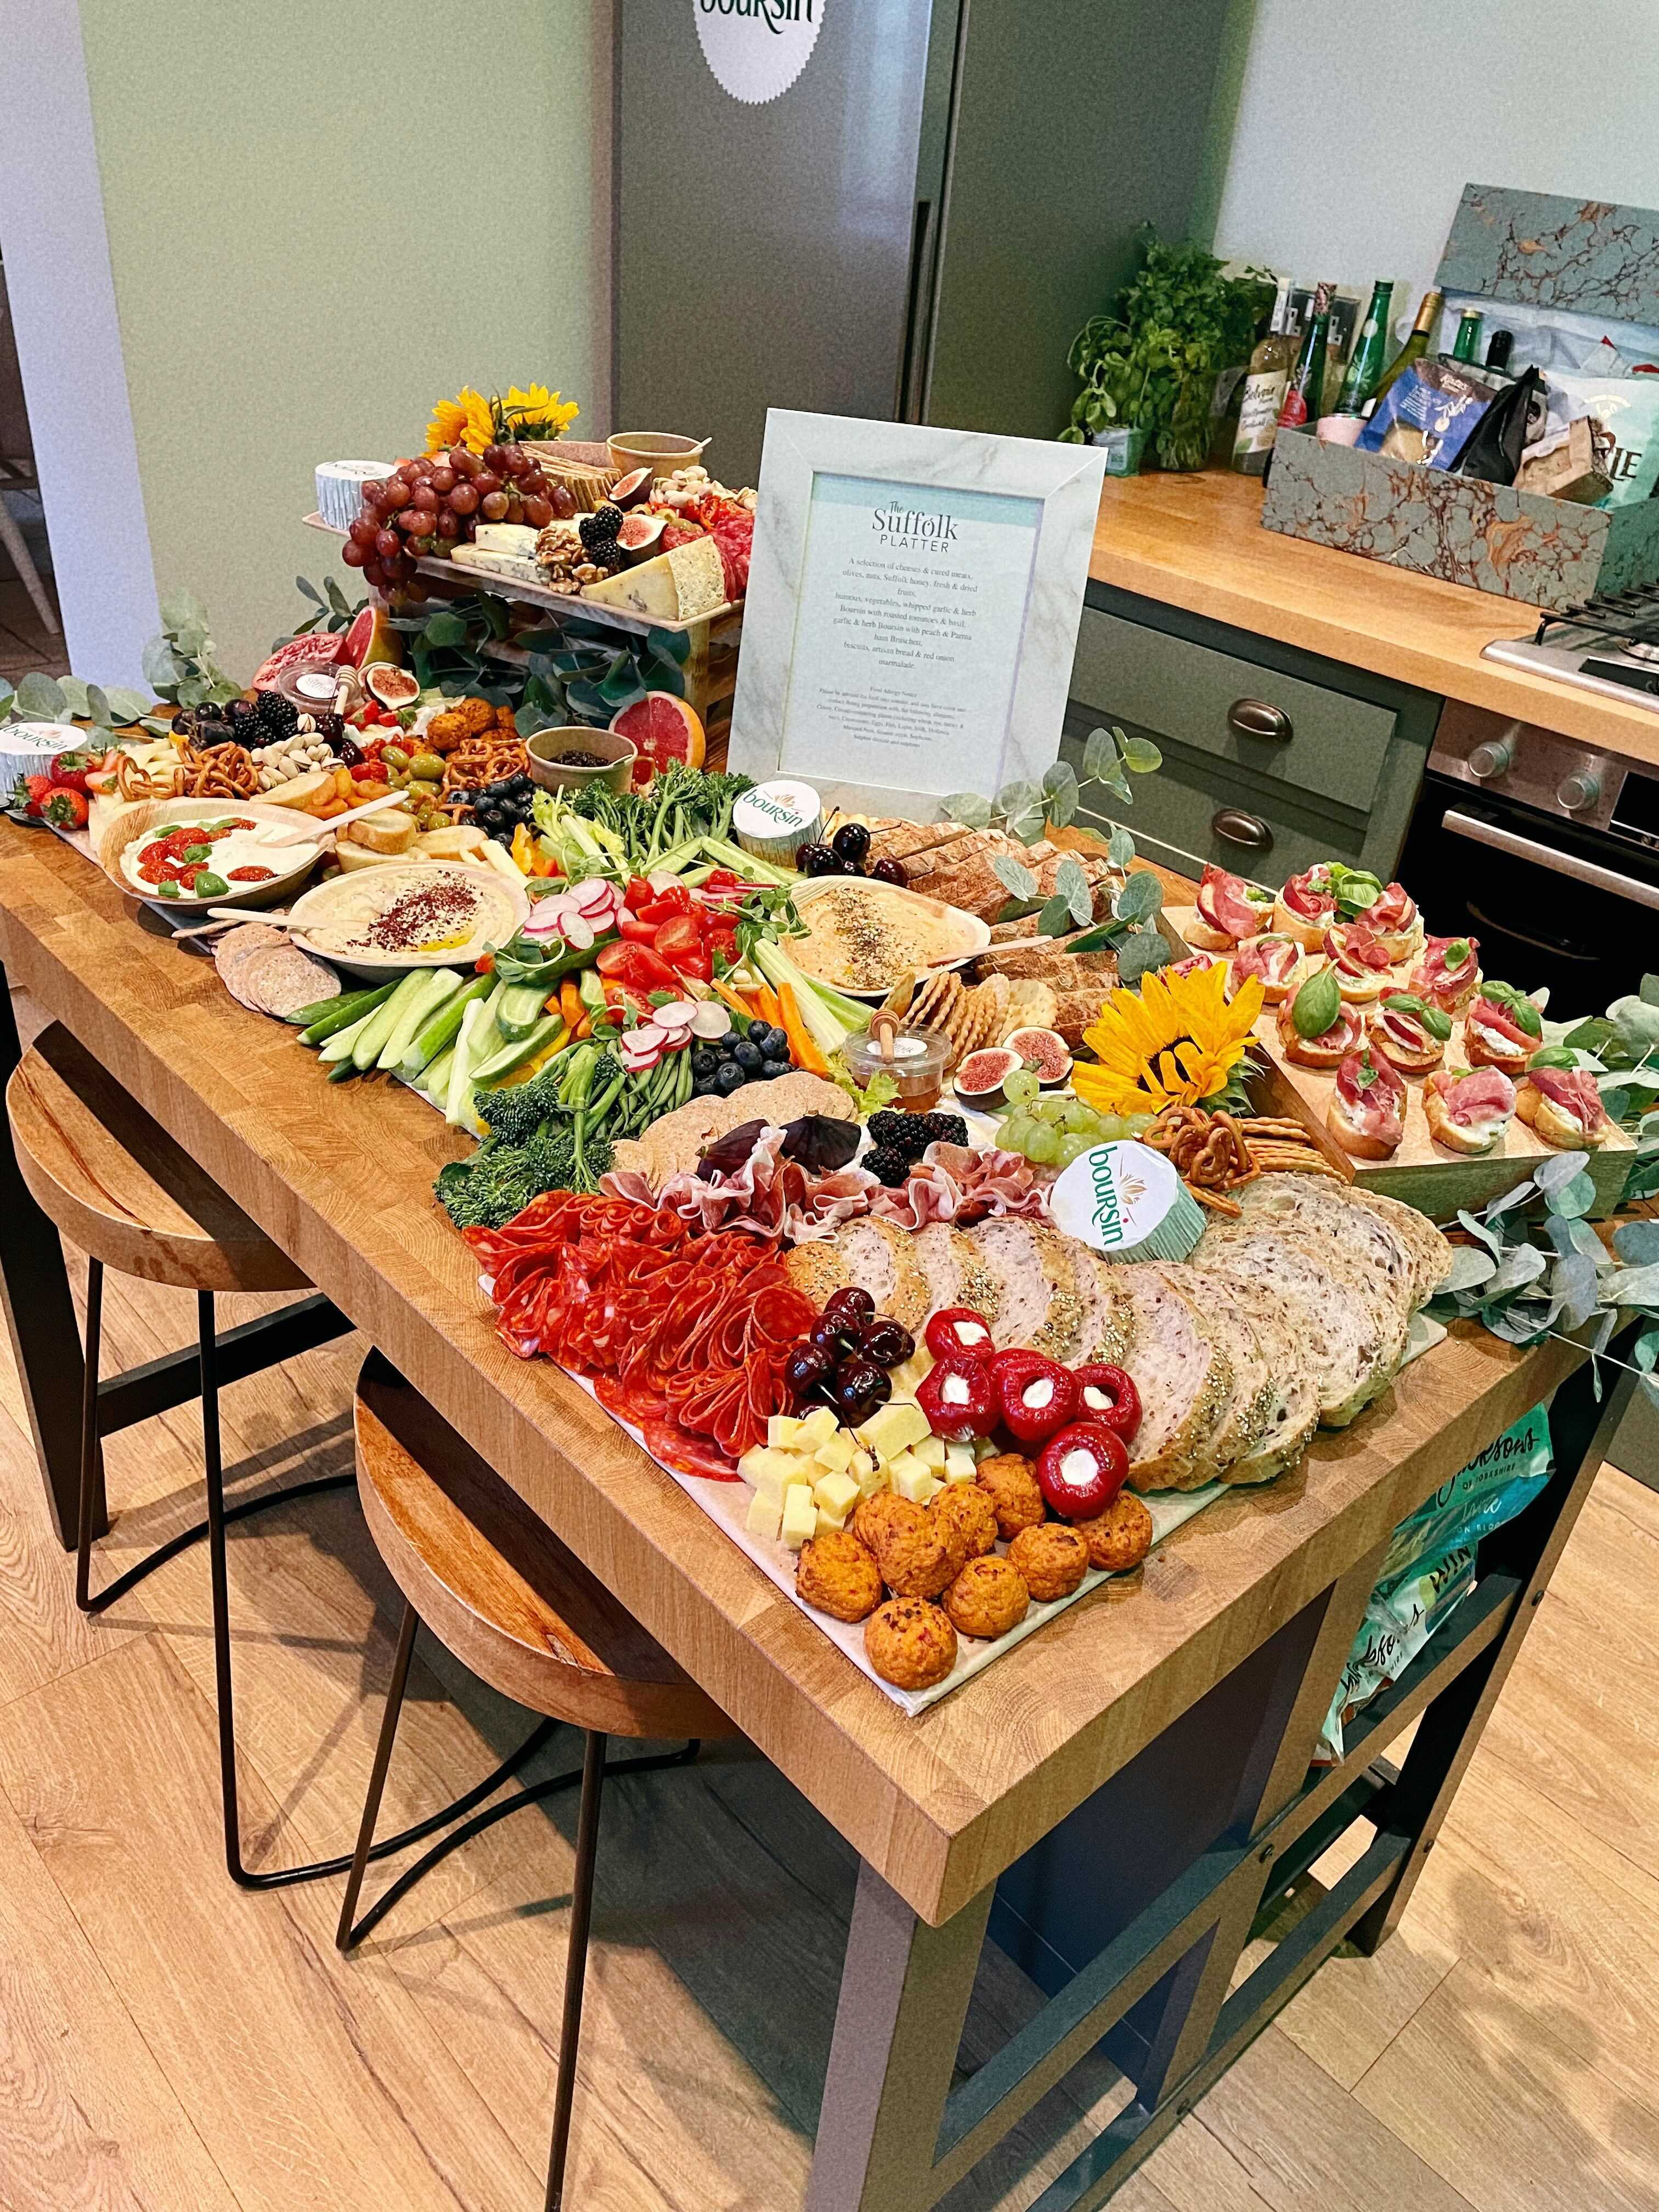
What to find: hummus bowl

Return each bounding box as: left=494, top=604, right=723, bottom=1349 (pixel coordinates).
left=97, top=798, right=327, bottom=914
left=285, top=860, right=529, bottom=978
left=790, top=875, right=991, bottom=1001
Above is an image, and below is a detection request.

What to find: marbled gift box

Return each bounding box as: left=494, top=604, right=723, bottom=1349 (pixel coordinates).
left=1262, top=183, right=1659, bottom=608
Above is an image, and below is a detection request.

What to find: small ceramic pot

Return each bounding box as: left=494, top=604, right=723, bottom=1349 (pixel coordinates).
left=526, top=727, right=637, bottom=797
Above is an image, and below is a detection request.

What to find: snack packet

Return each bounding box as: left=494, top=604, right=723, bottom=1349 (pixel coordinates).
left=1357, top=359, right=1496, bottom=471
left=1542, top=369, right=1659, bottom=505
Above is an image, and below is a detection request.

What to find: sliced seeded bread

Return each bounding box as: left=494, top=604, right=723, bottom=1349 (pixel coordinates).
left=1113, top=1263, right=1235, bottom=1491
left=1179, top=1270, right=1277, bottom=1476
left=908, top=1223, right=1004, bottom=1332
left=1195, top=1272, right=1319, bottom=1485
left=964, top=1219, right=1089, bottom=1362
left=1188, top=1225, right=1396, bottom=1429
left=1345, top=1187, right=1453, bottom=1307
left=1234, top=1176, right=1416, bottom=1361
left=783, top=1219, right=932, bottom=1334
left=1076, top=1251, right=1137, bottom=1367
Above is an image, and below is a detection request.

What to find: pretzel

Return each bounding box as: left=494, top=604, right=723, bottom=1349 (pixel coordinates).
left=115, top=750, right=180, bottom=803
left=439, top=736, right=530, bottom=801
left=179, top=741, right=258, bottom=799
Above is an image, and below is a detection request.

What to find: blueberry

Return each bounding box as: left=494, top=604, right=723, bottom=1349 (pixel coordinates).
left=716, top=1061, right=747, bottom=1094
left=732, top=1040, right=762, bottom=1071
left=760, top=1057, right=791, bottom=1080
left=693, top=1075, right=719, bottom=1096
left=692, top=1049, right=719, bottom=1080
left=748, top=1018, right=772, bottom=1043
left=765, top=1025, right=791, bottom=1059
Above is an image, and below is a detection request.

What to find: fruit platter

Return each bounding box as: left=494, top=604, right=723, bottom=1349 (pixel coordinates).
left=1167, top=861, right=1636, bottom=1221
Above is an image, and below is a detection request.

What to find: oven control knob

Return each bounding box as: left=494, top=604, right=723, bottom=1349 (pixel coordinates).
left=1468, top=736, right=1516, bottom=780
left=1557, top=768, right=1602, bottom=812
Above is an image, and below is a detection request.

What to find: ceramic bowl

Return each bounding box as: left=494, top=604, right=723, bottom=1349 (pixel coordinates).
left=606, top=432, right=710, bottom=480
left=526, top=727, right=636, bottom=797
left=96, top=797, right=328, bottom=914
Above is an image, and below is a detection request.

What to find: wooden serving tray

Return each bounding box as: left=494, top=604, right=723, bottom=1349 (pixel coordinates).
left=1165, top=910, right=1633, bottom=1222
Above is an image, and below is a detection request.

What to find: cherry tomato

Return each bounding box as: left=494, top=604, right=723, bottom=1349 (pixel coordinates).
left=704, top=867, right=741, bottom=891
left=624, top=944, right=681, bottom=992
left=708, top=927, right=740, bottom=968
left=675, top=944, right=713, bottom=983
left=625, top=877, right=656, bottom=912
left=617, top=913, right=659, bottom=942
left=643, top=883, right=692, bottom=919
left=653, top=915, right=707, bottom=966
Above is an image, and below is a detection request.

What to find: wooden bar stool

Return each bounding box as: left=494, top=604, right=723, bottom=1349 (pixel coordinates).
left=6, top=1022, right=364, bottom=1892
left=341, top=1350, right=737, bottom=2211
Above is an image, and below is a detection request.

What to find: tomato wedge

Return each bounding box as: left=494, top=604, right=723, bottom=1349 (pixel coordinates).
left=617, top=913, right=659, bottom=942
left=639, top=884, right=692, bottom=921
left=596, top=940, right=680, bottom=991
left=654, top=914, right=706, bottom=964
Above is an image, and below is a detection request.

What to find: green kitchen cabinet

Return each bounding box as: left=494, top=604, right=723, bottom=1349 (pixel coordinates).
left=1063, top=584, right=1443, bottom=886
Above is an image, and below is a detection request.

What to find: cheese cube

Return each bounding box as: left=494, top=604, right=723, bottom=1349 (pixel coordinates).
left=888, top=1454, right=939, bottom=1504
left=768, top=1414, right=804, bottom=1450
left=852, top=1450, right=882, bottom=1496
left=781, top=1486, right=820, bottom=1549
left=740, top=1446, right=809, bottom=1503
left=815, top=1502, right=849, bottom=1537
left=814, top=1432, right=857, bottom=1476
left=856, top=1401, right=932, bottom=1463
left=944, top=1443, right=978, bottom=1483
left=973, top=1435, right=999, bottom=1462
left=915, top=1436, right=947, bottom=1471
left=813, top=1468, right=860, bottom=1520
left=745, top=1488, right=783, bottom=1544
left=795, top=1406, right=839, bottom=1448
left=890, top=1351, right=934, bottom=1396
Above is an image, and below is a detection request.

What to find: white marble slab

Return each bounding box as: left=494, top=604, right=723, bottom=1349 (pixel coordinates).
left=730, top=410, right=1105, bottom=825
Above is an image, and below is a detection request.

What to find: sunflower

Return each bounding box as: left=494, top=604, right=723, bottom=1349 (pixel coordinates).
left=499, top=383, right=580, bottom=441
left=426, top=387, right=496, bottom=455
left=1073, top=961, right=1265, bottom=1119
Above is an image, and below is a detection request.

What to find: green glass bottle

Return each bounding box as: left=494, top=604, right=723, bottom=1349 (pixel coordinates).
left=1371, top=287, right=1443, bottom=405
left=1335, top=280, right=1395, bottom=416
left=1277, top=283, right=1335, bottom=431
left=1451, top=309, right=1483, bottom=364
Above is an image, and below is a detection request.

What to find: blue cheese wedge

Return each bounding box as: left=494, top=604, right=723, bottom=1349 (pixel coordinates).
left=581, top=535, right=727, bottom=620
left=449, top=543, right=545, bottom=587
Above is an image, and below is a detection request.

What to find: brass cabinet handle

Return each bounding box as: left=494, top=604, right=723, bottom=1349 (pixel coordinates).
left=1227, top=697, right=1293, bottom=742
left=1212, top=808, right=1273, bottom=850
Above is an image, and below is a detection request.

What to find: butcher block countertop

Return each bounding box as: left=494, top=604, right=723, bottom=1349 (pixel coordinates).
left=1089, top=470, right=1659, bottom=774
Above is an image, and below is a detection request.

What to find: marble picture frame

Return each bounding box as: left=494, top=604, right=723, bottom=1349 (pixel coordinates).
left=729, top=410, right=1105, bottom=823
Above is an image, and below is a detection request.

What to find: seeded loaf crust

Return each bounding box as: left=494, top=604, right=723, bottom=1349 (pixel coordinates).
left=964, top=1219, right=1088, bottom=1362
left=909, top=1223, right=1003, bottom=1332
left=1189, top=1225, right=1396, bottom=1428
left=1176, top=1269, right=1277, bottom=1475
left=1114, top=1265, right=1235, bottom=1492
left=1195, top=1272, right=1319, bottom=1485
left=783, top=1219, right=931, bottom=1334
left=1345, top=1187, right=1453, bottom=1307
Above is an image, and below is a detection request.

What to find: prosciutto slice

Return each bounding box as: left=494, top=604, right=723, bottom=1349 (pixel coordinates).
left=602, top=1127, right=879, bottom=1243
left=1195, top=863, right=1272, bottom=943
left=1526, top=1065, right=1606, bottom=1132
left=1367, top=881, right=1417, bottom=936
left=1323, top=922, right=1393, bottom=977
left=1334, top=1050, right=1404, bottom=1147
left=1229, top=934, right=1300, bottom=992
left=1467, top=992, right=1538, bottom=1048
left=870, top=1143, right=1047, bottom=1229
left=1428, top=1067, right=1515, bottom=1126
left=1280, top=864, right=1336, bottom=925
left=1411, top=934, right=1480, bottom=1008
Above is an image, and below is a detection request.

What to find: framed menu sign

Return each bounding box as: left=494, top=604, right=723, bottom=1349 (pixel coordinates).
left=729, top=411, right=1106, bottom=819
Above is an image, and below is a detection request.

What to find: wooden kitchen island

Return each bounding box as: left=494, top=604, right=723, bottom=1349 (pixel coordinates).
left=0, top=820, right=1637, bottom=2211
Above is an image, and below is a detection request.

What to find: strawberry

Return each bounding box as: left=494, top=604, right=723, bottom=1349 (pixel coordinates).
left=42, top=786, right=91, bottom=830
left=48, top=750, right=94, bottom=793
left=17, top=773, right=54, bottom=819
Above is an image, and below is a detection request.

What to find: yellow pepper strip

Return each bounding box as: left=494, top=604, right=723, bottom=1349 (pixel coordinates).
left=510, top=822, right=535, bottom=873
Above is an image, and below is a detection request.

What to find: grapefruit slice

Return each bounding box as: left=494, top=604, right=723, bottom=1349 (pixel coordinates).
left=609, top=692, right=705, bottom=782
left=338, top=604, right=402, bottom=669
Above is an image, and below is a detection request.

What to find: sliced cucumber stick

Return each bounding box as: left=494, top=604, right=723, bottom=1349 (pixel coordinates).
left=351, top=969, right=431, bottom=1073
left=377, top=969, right=461, bottom=1072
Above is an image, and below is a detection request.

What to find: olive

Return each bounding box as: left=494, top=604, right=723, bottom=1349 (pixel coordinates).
left=784, top=1343, right=836, bottom=1403
left=822, top=1286, right=876, bottom=1333
left=796, top=842, right=838, bottom=875
left=833, top=1358, right=892, bottom=1423
left=832, top=822, right=871, bottom=866
left=870, top=857, right=908, bottom=887
left=859, top=1319, right=915, bottom=1368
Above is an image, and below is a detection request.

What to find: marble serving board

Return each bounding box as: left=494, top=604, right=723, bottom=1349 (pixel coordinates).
left=1168, top=909, right=1633, bottom=1222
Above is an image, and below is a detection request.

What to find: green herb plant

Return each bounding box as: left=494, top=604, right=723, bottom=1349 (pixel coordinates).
left=280, top=575, right=369, bottom=644
left=1059, top=234, right=1271, bottom=470
left=140, top=586, right=241, bottom=714
left=943, top=724, right=1171, bottom=980
left=387, top=599, right=691, bottom=737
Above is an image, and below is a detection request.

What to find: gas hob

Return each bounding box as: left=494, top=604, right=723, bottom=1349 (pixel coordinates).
left=1483, top=583, right=1659, bottom=712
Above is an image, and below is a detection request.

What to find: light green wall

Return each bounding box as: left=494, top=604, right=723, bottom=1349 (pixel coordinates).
left=78, top=0, right=611, bottom=681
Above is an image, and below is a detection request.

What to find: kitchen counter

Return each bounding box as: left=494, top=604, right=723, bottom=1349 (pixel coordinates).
left=1088, top=470, right=1659, bottom=772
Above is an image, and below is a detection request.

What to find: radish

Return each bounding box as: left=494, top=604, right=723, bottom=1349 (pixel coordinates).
left=630, top=1022, right=667, bottom=1052
left=654, top=1000, right=698, bottom=1029
left=573, top=880, right=616, bottom=918
left=561, top=912, right=595, bottom=951
left=689, top=1002, right=732, bottom=1040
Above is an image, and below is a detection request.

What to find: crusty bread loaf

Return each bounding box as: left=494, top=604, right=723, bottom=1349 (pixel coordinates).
left=964, top=1220, right=1088, bottom=1362
left=909, top=1223, right=1003, bottom=1332
left=1345, top=1188, right=1452, bottom=1307
left=1188, top=1227, right=1395, bottom=1429
left=1113, top=1265, right=1235, bottom=1491
left=1197, top=1273, right=1319, bottom=1485
left=783, top=1219, right=930, bottom=1333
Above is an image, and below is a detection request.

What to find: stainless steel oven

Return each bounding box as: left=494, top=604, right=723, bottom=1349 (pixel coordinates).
left=1397, top=701, right=1659, bottom=1008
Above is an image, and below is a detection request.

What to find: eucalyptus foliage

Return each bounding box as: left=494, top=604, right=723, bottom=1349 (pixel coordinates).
left=386, top=599, right=690, bottom=732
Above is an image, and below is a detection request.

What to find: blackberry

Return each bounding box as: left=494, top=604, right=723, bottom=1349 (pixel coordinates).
left=578, top=503, right=623, bottom=557
left=917, top=1111, right=968, bottom=1149
left=253, top=689, right=298, bottom=740
left=864, top=1145, right=911, bottom=1189
left=866, top=1110, right=913, bottom=1153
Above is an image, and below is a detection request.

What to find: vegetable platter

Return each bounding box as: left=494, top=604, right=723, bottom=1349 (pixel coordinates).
left=1166, top=856, right=1636, bottom=1221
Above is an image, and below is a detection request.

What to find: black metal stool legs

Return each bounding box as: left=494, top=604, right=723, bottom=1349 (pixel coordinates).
left=73, top=1257, right=105, bottom=1612
left=545, top=1729, right=606, bottom=2212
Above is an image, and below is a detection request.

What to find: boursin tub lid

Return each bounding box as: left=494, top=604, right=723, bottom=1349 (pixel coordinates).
left=732, top=779, right=823, bottom=861
left=1047, top=1139, right=1205, bottom=1263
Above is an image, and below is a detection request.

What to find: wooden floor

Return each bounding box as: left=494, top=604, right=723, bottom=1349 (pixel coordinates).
left=2, top=1140, right=1657, bottom=2206
left=0, top=572, right=67, bottom=682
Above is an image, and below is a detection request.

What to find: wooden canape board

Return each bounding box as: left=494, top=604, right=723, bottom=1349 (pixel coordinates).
left=1166, top=910, right=1634, bottom=1222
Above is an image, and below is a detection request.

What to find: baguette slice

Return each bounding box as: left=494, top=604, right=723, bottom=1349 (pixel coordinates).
left=1189, top=1227, right=1394, bottom=1427
left=908, top=1223, right=1003, bottom=1333
left=1113, top=1265, right=1235, bottom=1491
left=964, top=1219, right=1087, bottom=1363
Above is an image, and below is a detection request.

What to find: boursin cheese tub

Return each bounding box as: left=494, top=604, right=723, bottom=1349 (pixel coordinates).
left=1048, top=1139, right=1206, bottom=1264
left=732, top=779, right=822, bottom=866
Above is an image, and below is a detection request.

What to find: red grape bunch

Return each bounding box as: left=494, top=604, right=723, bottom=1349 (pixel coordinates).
left=342, top=443, right=579, bottom=598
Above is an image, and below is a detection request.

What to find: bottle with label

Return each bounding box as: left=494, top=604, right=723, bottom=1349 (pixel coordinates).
left=1371, top=287, right=1443, bottom=404
left=1334, top=280, right=1394, bottom=416
left=1450, top=309, right=1483, bottom=364
left=1231, top=275, right=1297, bottom=476
left=1277, top=282, right=1335, bottom=433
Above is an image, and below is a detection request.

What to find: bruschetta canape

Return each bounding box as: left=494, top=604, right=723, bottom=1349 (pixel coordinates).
left=1186, top=862, right=1278, bottom=952
left=1368, top=990, right=1452, bottom=1074
left=1277, top=969, right=1365, bottom=1069
left=1328, top=1048, right=1406, bottom=1159
left=1409, top=933, right=1481, bottom=1014
left=1462, top=982, right=1543, bottom=1075
left=1423, top=1066, right=1516, bottom=1155
left=1515, top=1064, right=1610, bottom=1149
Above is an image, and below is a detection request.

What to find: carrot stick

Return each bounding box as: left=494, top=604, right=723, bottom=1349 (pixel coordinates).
left=559, top=976, right=583, bottom=1028
left=712, top=977, right=758, bottom=1023
left=753, top=981, right=782, bottom=1025
left=776, top=980, right=829, bottom=1077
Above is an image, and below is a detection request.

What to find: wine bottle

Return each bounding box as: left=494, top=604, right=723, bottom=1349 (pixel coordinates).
left=1277, top=283, right=1335, bottom=433
left=1335, top=280, right=1394, bottom=416
left=1231, top=276, right=1298, bottom=476
left=1450, top=309, right=1483, bottom=364
left=1371, top=287, right=1443, bottom=405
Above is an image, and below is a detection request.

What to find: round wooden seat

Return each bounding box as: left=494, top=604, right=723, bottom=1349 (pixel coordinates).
left=353, top=1352, right=734, bottom=1743
left=6, top=1023, right=307, bottom=1293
